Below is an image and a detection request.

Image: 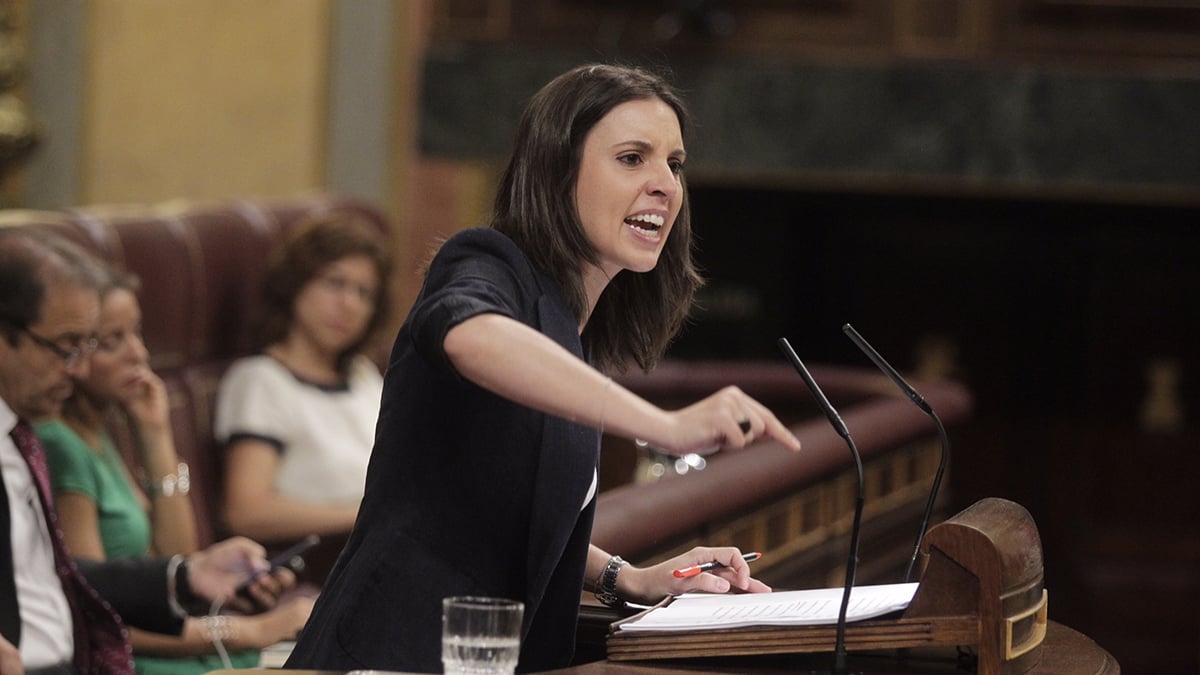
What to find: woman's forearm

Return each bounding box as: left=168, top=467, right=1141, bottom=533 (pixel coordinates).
left=224, top=495, right=358, bottom=542
left=443, top=313, right=802, bottom=455
left=137, top=429, right=200, bottom=556
left=444, top=314, right=669, bottom=444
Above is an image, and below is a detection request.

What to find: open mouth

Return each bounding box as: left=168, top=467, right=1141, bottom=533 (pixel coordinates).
left=625, top=213, right=664, bottom=238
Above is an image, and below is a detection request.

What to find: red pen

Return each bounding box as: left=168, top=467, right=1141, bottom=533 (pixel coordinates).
left=672, top=552, right=761, bottom=578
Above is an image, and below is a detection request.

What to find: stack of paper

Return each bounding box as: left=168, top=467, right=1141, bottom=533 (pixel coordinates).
left=618, top=582, right=918, bottom=632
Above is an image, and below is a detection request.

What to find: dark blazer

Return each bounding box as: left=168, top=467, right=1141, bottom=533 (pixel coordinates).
left=76, top=557, right=182, bottom=635
left=0, top=543, right=180, bottom=668
left=288, top=228, right=600, bottom=673
left=2, top=429, right=181, bottom=657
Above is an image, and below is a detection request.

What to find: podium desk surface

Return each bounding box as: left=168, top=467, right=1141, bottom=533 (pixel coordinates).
left=552, top=622, right=1117, bottom=674
left=216, top=621, right=1117, bottom=675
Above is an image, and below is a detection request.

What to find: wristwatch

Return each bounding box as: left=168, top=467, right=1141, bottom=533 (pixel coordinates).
left=595, top=555, right=628, bottom=608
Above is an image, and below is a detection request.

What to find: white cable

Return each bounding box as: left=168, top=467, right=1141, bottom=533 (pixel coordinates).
left=207, top=595, right=233, bottom=670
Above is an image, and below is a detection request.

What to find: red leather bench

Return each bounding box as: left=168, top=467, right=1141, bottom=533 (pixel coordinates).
left=0, top=193, right=392, bottom=556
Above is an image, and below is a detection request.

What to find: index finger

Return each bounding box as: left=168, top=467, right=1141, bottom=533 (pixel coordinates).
left=711, top=548, right=755, bottom=590
left=708, top=570, right=772, bottom=594
left=745, top=399, right=800, bottom=452
left=766, top=416, right=801, bottom=451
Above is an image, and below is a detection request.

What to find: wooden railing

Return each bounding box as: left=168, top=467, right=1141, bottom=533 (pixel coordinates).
left=592, top=361, right=973, bottom=589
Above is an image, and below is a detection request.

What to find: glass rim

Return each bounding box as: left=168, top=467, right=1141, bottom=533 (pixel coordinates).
left=443, top=595, right=524, bottom=610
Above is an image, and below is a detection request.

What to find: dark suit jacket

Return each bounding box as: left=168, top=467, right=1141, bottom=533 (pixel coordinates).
left=76, top=557, right=182, bottom=636
left=2, top=438, right=182, bottom=652
left=288, top=228, right=600, bottom=673
left=0, top=549, right=181, bottom=668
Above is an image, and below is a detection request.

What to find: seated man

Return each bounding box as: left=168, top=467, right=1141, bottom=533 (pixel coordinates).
left=1, top=229, right=295, bottom=675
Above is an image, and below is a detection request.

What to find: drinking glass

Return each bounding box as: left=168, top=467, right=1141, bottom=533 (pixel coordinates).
left=441, top=596, right=523, bottom=674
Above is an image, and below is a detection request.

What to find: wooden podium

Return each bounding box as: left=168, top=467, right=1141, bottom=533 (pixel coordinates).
left=608, top=498, right=1051, bottom=675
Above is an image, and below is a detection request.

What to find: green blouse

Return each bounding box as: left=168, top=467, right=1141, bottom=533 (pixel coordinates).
left=36, top=418, right=262, bottom=675
left=37, top=418, right=151, bottom=559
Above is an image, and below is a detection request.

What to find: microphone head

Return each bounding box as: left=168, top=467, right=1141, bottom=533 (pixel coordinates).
left=842, top=323, right=931, bottom=413
left=841, top=323, right=949, bottom=584
left=777, top=337, right=852, bottom=441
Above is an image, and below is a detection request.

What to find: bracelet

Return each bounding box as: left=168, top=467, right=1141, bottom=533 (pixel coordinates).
left=594, top=555, right=628, bottom=608
left=166, top=554, right=188, bottom=619
left=204, top=614, right=233, bottom=642
left=172, top=555, right=202, bottom=615
left=146, top=463, right=190, bottom=497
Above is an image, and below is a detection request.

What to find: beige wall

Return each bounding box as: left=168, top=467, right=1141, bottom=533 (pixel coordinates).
left=81, top=0, right=330, bottom=204
left=23, top=0, right=430, bottom=311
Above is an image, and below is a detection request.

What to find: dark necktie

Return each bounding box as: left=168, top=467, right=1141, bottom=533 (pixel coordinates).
left=1, top=446, right=19, bottom=644
left=10, top=421, right=135, bottom=675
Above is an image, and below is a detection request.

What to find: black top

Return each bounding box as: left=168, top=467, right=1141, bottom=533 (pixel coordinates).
left=287, top=228, right=601, bottom=673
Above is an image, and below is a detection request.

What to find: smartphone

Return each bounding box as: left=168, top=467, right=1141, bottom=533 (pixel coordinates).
left=236, top=534, right=320, bottom=595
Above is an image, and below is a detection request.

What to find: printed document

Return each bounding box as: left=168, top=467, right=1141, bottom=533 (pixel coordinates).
left=619, top=582, right=918, bottom=632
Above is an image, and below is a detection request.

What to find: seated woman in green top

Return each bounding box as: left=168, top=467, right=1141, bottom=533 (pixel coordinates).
left=36, top=262, right=313, bottom=675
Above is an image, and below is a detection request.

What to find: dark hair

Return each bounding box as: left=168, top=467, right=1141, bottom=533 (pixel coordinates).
left=61, top=260, right=141, bottom=421
left=0, top=229, right=106, bottom=346
left=490, top=63, right=703, bottom=373
left=258, top=212, right=394, bottom=372
left=95, top=260, right=141, bottom=298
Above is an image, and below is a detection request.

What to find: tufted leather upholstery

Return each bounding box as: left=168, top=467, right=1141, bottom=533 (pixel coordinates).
left=0, top=193, right=392, bottom=550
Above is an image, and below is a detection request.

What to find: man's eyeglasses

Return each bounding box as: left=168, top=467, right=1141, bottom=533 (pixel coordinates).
left=18, top=326, right=99, bottom=368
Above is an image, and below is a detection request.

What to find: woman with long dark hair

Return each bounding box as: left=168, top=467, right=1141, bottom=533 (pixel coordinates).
left=287, top=63, right=802, bottom=673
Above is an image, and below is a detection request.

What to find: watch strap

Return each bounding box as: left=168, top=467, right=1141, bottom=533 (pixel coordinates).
left=595, top=555, right=628, bottom=608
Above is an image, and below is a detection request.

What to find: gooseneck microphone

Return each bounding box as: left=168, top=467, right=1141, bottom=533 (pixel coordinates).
left=842, top=323, right=950, bottom=584
left=778, top=337, right=862, bottom=673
